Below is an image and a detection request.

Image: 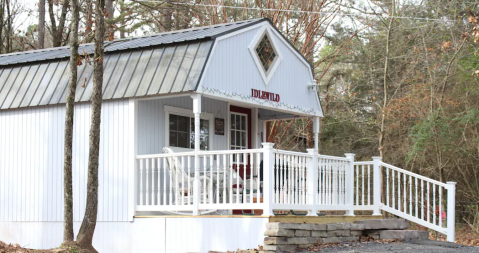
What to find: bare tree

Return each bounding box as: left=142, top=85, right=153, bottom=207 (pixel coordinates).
left=38, top=0, right=45, bottom=49
left=0, top=0, right=4, bottom=53
left=105, top=0, right=114, bottom=40
left=62, top=0, right=79, bottom=244
left=47, top=0, right=69, bottom=47
left=76, top=0, right=105, bottom=250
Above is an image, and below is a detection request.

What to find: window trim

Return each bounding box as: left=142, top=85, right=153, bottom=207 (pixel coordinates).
left=230, top=111, right=249, bottom=150
left=164, top=105, right=214, bottom=150
left=248, top=26, right=283, bottom=86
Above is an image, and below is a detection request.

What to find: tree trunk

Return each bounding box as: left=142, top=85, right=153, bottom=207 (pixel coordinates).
left=76, top=0, right=105, bottom=249
left=48, top=0, right=69, bottom=47
left=38, top=0, right=45, bottom=49
left=161, top=1, right=173, bottom=32
left=0, top=0, right=4, bottom=54
left=62, top=0, right=79, bottom=243
left=6, top=0, right=11, bottom=53
left=105, top=0, right=114, bottom=40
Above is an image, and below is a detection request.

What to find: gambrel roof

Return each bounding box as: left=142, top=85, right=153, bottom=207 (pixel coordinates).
left=0, top=19, right=265, bottom=109
left=0, top=18, right=319, bottom=115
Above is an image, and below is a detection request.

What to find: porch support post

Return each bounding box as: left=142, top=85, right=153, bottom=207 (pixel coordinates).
left=262, top=142, right=275, bottom=216
left=306, top=149, right=318, bottom=216
left=372, top=156, right=382, bottom=216
left=313, top=116, right=320, bottom=151
left=191, top=93, right=202, bottom=216
left=446, top=181, right=456, bottom=242
left=344, top=153, right=356, bottom=216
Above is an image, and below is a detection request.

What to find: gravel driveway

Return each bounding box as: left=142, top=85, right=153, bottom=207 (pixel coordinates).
left=297, top=240, right=479, bottom=253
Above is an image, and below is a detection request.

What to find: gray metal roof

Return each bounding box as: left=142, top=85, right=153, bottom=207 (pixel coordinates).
left=0, top=19, right=266, bottom=109
left=0, top=19, right=263, bottom=66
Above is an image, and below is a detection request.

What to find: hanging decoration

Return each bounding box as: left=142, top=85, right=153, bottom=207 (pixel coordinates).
left=201, top=86, right=316, bottom=114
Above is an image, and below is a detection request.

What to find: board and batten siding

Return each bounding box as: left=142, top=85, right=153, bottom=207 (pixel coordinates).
left=199, top=24, right=321, bottom=116
left=0, top=99, right=131, bottom=222
left=137, top=95, right=229, bottom=155
left=0, top=217, right=268, bottom=253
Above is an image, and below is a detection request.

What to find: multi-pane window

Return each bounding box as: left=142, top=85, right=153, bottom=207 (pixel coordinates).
left=230, top=113, right=247, bottom=150
left=255, top=34, right=277, bottom=72
left=169, top=114, right=209, bottom=150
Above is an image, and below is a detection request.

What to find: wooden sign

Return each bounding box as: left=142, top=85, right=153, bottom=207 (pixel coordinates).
left=215, top=118, right=225, bottom=135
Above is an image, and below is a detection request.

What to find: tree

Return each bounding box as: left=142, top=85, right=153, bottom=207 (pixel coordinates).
left=63, top=0, right=79, bottom=244
left=47, top=0, right=69, bottom=47
left=0, top=0, right=4, bottom=53
left=38, top=0, right=45, bottom=49
left=76, top=0, right=105, bottom=250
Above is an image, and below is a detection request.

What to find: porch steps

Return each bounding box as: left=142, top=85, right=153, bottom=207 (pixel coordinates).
left=228, top=219, right=429, bottom=253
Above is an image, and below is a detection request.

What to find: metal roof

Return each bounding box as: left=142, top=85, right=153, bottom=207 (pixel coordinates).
left=0, top=19, right=267, bottom=109
left=0, top=19, right=263, bottom=66
left=0, top=41, right=212, bottom=109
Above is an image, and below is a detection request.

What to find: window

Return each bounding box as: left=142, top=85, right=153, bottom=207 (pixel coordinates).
left=230, top=113, right=247, bottom=150
left=168, top=114, right=210, bottom=150
left=255, top=34, right=277, bottom=72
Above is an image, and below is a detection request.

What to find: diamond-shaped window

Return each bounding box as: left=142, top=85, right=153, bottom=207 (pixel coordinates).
left=255, top=35, right=277, bottom=72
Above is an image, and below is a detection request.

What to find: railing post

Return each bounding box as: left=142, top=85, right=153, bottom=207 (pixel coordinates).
left=191, top=93, right=201, bottom=215
left=372, top=156, right=382, bottom=216
left=262, top=142, right=275, bottom=216
left=446, top=181, right=456, bottom=242
left=344, top=153, right=355, bottom=216
left=306, top=149, right=318, bottom=216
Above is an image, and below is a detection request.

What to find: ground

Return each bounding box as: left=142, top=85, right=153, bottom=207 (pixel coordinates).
left=297, top=240, right=479, bottom=253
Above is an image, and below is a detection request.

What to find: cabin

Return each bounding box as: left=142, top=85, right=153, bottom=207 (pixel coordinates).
left=0, top=18, right=456, bottom=252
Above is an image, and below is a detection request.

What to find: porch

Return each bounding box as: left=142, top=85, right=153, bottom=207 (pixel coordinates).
left=130, top=94, right=457, bottom=242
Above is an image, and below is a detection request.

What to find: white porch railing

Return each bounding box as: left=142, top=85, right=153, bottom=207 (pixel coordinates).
left=134, top=143, right=456, bottom=242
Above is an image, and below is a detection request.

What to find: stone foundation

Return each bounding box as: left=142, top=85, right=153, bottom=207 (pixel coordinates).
left=260, top=219, right=429, bottom=253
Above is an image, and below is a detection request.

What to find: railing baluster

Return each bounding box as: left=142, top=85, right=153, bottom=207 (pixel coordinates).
left=163, top=158, right=167, bottom=205
left=243, top=153, right=247, bottom=204
left=427, top=181, right=430, bottom=223
left=175, top=157, right=179, bottom=206
left=421, top=179, right=424, bottom=220
left=415, top=177, right=418, bottom=217
left=403, top=173, right=406, bottom=213
left=392, top=169, right=395, bottom=209
left=386, top=167, right=390, bottom=207
left=139, top=159, right=144, bottom=205
left=157, top=158, right=161, bottom=205
left=229, top=154, right=233, bottom=204
left=318, top=158, right=322, bottom=205
left=256, top=152, right=261, bottom=203
left=361, top=164, right=365, bottom=205
left=355, top=164, right=359, bottom=205
left=217, top=154, right=220, bottom=204
left=146, top=158, right=150, bottom=205
left=397, top=171, right=401, bottom=211
left=368, top=164, right=371, bottom=205
left=187, top=156, right=191, bottom=205
left=433, top=184, right=436, bottom=225
left=409, top=175, right=412, bottom=215
left=249, top=153, right=255, bottom=203
left=168, top=158, right=172, bottom=206
left=223, top=154, right=227, bottom=204
left=181, top=156, right=185, bottom=205
left=280, top=153, right=284, bottom=204
left=439, top=185, right=442, bottom=227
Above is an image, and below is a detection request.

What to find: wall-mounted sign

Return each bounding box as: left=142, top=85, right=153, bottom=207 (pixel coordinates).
left=215, top=118, right=225, bottom=135
left=251, top=89, right=280, bottom=102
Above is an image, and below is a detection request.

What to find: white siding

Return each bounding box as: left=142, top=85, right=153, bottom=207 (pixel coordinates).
left=0, top=217, right=267, bottom=253
left=0, top=100, right=131, bottom=222
left=137, top=96, right=229, bottom=155
left=199, top=24, right=322, bottom=116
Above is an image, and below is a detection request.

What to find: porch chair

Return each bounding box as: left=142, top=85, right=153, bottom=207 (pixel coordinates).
left=162, top=147, right=212, bottom=205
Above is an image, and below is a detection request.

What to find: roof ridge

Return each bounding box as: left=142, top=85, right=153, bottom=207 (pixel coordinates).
left=0, top=18, right=265, bottom=59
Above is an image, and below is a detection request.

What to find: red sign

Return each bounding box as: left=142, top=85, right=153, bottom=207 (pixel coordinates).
left=251, top=89, right=280, bottom=102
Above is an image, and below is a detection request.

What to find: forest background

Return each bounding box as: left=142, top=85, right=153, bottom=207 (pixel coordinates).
left=1, top=0, right=479, bottom=244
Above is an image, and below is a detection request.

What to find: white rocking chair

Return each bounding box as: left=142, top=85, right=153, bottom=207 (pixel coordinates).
left=162, top=147, right=215, bottom=215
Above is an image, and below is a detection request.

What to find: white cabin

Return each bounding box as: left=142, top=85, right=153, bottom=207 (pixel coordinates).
left=0, top=18, right=456, bottom=252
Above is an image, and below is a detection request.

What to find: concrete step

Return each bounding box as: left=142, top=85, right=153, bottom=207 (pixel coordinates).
left=354, top=219, right=409, bottom=230
left=379, top=230, right=429, bottom=240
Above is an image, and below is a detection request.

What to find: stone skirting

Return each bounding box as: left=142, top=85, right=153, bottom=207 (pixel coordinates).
left=261, top=219, right=428, bottom=252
